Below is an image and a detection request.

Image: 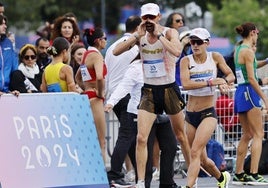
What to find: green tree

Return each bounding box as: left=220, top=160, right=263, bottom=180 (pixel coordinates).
left=208, top=0, right=268, bottom=58
left=4, top=0, right=123, bottom=33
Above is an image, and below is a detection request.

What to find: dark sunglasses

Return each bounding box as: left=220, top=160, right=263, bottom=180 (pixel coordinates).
left=175, top=19, right=184, bottom=23
left=101, top=37, right=107, bottom=41
left=142, top=15, right=157, bottom=20
left=189, top=39, right=206, bottom=46
left=252, top=29, right=259, bottom=35
left=24, top=55, right=36, bottom=60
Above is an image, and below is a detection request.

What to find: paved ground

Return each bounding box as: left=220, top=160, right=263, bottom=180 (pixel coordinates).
left=149, top=174, right=268, bottom=188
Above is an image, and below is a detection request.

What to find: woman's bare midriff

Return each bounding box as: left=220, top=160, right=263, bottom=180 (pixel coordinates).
left=186, top=95, right=215, bottom=112
left=83, top=81, right=97, bottom=92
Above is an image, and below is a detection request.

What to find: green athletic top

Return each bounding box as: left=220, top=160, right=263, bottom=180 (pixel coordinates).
left=234, top=44, right=258, bottom=85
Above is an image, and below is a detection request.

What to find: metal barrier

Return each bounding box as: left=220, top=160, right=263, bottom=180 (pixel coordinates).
left=105, top=86, right=268, bottom=168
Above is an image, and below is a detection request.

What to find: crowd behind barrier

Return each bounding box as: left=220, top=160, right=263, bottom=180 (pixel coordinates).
left=105, top=85, right=268, bottom=171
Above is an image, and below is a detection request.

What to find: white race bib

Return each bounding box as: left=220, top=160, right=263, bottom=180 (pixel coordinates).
left=143, top=59, right=166, bottom=78
left=80, top=64, right=92, bottom=81
left=235, top=67, right=245, bottom=84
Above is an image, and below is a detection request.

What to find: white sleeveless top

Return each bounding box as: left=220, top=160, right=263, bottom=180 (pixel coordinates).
left=140, top=27, right=176, bottom=85
left=187, top=52, right=217, bottom=96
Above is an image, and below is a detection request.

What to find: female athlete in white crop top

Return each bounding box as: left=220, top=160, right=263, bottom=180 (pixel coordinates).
left=180, top=27, right=235, bottom=188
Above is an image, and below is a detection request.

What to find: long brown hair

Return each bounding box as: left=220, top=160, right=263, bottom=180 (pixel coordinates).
left=51, top=16, right=80, bottom=42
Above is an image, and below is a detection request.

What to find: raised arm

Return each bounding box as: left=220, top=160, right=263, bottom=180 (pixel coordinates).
left=154, top=26, right=182, bottom=57
left=113, top=21, right=146, bottom=56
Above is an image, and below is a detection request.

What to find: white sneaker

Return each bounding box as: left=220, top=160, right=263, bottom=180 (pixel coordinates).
left=125, top=169, right=135, bottom=182
left=152, top=167, right=159, bottom=181
left=135, top=180, right=145, bottom=188
left=193, top=178, right=198, bottom=188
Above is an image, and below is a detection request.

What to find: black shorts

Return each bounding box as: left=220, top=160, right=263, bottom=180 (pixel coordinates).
left=185, top=107, right=217, bottom=128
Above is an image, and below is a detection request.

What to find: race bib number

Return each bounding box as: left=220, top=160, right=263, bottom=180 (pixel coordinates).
left=80, top=65, right=92, bottom=81
left=143, top=59, right=166, bottom=78
left=235, top=67, right=245, bottom=84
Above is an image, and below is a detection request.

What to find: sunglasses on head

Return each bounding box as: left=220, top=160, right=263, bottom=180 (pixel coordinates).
left=24, top=55, right=36, bottom=60
left=189, top=39, right=207, bottom=46
left=175, top=19, right=184, bottom=23
left=142, top=15, right=157, bottom=20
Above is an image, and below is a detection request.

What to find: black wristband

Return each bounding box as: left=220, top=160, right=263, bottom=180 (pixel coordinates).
left=258, top=78, right=263, bottom=86
left=157, top=33, right=164, bottom=40
left=223, top=77, right=228, bottom=84
left=133, top=33, right=139, bottom=41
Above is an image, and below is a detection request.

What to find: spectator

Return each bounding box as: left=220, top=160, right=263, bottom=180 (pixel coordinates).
left=36, top=21, right=53, bottom=40
left=63, top=12, right=78, bottom=23
left=70, top=42, right=86, bottom=93
left=165, top=12, right=185, bottom=30
left=233, top=22, right=268, bottom=185
left=104, top=15, right=141, bottom=186
left=50, top=16, right=80, bottom=45
left=113, top=3, right=190, bottom=188
left=0, top=14, right=19, bottom=95
left=10, top=44, right=42, bottom=93
left=35, top=37, right=51, bottom=73
left=41, top=37, right=77, bottom=93
left=180, top=27, right=235, bottom=188
left=165, top=13, right=188, bottom=86
left=0, top=2, right=4, bottom=15
left=105, top=57, right=142, bottom=187
left=70, top=42, right=86, bottom=79
left=0, top=3, right=17, bottom=50
left=7, top=31, right=15, bottom=50
left=75, top=27, right=107, bottom=162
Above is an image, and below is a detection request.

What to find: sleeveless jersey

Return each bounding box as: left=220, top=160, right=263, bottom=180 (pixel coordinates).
left=140, top=27, right=176, bottom=85
left=234, top=44, right=258, bottom=85
left=187, top=52, right=217, bottom=96
left=80, top=47, right=107, bottom=82
left=44, top=62, right=67, bottom=92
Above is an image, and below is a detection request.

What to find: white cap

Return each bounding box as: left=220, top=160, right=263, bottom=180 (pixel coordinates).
left=141, top=3, right=160, bottom=17
left=189, top=28, right=211, bottom=41
left=178, top=26, right=191, bottom=40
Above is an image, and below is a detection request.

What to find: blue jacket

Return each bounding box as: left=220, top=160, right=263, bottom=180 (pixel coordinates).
left=0, top=36, right=18, bottom=92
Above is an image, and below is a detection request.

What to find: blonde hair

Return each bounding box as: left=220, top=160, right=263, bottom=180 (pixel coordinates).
left=19, top=44, right=37, bottom=61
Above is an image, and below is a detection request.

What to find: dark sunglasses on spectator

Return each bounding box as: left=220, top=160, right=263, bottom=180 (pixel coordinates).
left=24, top=55, right=36, bottom=60
left=142, top=15, right=157, bottom=20
left=175, top=19, right=184, bottom=23
left=252, top=29, right=259, bottom=35
left=189, top=39, right=207, bottom=46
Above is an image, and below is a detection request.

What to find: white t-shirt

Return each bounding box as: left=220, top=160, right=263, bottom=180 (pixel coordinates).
left=105, top=33, right=139, bottom=100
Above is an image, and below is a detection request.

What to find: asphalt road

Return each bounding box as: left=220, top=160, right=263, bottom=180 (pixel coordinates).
left=150, top=174, right=268, bottom=188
